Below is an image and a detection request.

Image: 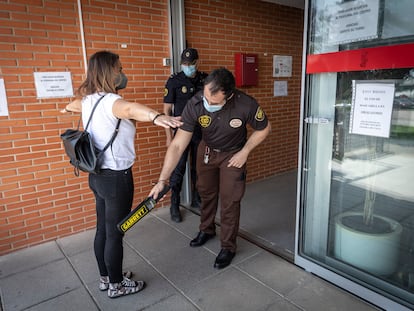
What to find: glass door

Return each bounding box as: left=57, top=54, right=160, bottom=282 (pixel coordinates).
left=296, top=0, right=414, bottom=309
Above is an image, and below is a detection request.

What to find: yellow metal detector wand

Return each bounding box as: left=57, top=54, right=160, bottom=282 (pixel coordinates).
left=117, top=185, right=170, bottom=233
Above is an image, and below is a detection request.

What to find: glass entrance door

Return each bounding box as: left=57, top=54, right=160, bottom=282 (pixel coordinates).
left=296, top=1, right=414, bottom=309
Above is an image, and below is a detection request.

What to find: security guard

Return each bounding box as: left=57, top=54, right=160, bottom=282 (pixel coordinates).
left=163, top=48, right=208, bottom=222
left=152, top=68, right=271, bottom=269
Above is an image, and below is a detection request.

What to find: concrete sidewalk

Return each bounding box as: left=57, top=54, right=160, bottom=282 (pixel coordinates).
left=0, top=207, right=379, bottom=311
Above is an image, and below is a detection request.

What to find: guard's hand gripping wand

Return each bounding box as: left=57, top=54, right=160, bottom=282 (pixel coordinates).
left=117, top=185, right=170, bottom=233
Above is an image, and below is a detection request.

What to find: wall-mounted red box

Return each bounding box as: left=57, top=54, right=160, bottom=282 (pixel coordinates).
left=235, top=53, right=258, bottom=87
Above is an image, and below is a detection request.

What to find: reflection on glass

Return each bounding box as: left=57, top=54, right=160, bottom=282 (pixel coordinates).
left=329, top=68, right=414, bottom=300
left=309, top=0, right=414, bottom=55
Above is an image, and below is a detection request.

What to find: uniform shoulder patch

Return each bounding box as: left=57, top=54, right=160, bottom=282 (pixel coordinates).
left=255, top=107, right=265, bottom=121
left=164, top=88, right=168, bottom=97
left=199, top=115, right=211, bottom=128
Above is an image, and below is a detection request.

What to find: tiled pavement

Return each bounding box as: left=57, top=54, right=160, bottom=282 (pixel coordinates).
left=0, top=206, right=379, bottom=311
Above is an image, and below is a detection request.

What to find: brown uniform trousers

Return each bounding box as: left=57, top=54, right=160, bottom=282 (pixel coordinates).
left=196, top=141, right=247, bottom=252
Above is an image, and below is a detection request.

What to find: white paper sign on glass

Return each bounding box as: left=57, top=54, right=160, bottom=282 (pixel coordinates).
left=349, top=81, right=395, bottom=138
left=326, top=0, right=379, bottom=45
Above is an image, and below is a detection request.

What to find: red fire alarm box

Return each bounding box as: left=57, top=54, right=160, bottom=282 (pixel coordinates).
left=235, top=53, right=258, bottom=87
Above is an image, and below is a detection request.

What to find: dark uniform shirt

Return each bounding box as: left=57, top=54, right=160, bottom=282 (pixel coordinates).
left=163, top=71, right=208, bottom=117
left=180, top=90, right=268, bottom=151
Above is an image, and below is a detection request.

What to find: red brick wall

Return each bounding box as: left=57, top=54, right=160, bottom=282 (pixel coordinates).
left=184, top=0, right=304, bottom=181
left=0, top=0, right=303, bottom=254
left=0, top=0, right=172, bottom=255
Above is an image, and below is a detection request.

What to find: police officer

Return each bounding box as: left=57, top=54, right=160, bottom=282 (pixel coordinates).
left=152, top=68, right=271, bottom=269
left=163, top=48, right=208, bottom=222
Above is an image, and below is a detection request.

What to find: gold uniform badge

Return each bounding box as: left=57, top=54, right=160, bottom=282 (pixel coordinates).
left=199, top=115, right=211, bottom=128
left=255, top=107, right=265, bottom=121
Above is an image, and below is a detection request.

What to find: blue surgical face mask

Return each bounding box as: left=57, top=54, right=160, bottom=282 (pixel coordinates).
left=181, top=65, right=196, bottom=77
left=203, top=96, right=225, bottom=113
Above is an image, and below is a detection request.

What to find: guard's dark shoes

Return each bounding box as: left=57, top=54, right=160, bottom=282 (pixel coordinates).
left=190, top=231, right=215, bottom=247
left=214, top=249, right=235, bottom=269
left=170, top=205, right=182, bottom=223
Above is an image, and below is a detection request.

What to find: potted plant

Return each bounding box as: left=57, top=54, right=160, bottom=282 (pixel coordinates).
left=334, top=138, right=403, bottom=276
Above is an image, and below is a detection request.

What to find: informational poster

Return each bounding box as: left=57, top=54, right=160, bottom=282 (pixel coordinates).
left=349, top=81, right=395, bottom=138
left=34, top=72, right=74, bottom=99
left=273, top=55, right=292, bottom=77
left=274, top=81, right=288, bottom=97
left=0, top=78, right=9, bottom=116
left=327, top=0, right=379, bottom=44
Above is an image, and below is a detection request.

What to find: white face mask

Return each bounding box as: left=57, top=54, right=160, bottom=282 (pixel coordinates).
left=202, top=96, right=225, bottom=113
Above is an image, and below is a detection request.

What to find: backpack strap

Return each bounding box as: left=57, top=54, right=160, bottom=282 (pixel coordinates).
left=100, top=118, right=121, bottom=155
left=83, top=95, right=105, bottom=131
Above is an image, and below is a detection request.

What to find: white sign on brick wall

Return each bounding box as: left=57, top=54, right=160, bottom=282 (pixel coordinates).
left=34, top=72, right=74, bottom=99
left=0, top=79, right=9, bottom=116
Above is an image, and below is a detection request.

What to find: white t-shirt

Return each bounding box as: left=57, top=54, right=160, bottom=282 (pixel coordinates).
left=82, top=93, right=136, bottom=170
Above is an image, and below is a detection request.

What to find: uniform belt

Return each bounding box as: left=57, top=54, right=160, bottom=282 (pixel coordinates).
left=210, top=143, right=244, bottom=153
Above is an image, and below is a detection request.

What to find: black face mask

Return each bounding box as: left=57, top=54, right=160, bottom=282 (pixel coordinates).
left=115, top=72, right=128, bottom=90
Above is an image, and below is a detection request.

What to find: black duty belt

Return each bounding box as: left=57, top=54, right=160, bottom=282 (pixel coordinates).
left=209, top=143, right=244, bottom=153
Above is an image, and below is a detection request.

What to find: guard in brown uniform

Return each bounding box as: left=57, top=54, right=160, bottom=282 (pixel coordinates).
left=150, top=68, right=271, bottom=269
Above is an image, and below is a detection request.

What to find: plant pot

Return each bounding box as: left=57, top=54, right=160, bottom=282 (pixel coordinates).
left=334, top=212, right=403, bottom=276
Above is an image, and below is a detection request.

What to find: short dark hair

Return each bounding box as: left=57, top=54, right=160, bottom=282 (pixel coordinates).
left=204, top=67, right=235, bottom=98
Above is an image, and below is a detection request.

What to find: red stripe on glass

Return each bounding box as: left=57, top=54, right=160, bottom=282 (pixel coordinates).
left=306, top=43, right=414, bottom=74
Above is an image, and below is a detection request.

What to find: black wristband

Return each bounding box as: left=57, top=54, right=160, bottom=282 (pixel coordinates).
left=152, top=113, right=165, bottom=124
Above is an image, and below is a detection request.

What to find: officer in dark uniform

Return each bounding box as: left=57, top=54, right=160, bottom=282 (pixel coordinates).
left=152, top=68, right=271, bottom=269
left=163, top=48, right=208, bottom=222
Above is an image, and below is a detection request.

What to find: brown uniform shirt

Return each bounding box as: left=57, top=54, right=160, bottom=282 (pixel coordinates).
left=181, top=90, right=268, bottom=150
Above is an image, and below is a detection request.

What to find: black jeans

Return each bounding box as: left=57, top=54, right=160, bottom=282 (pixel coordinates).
left=89, top=168, right=133, bottom=283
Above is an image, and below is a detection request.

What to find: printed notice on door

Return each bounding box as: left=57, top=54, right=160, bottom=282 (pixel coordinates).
left=327, top=0, right=379, bottom=44
left=349, top=81, right=395, bottom=138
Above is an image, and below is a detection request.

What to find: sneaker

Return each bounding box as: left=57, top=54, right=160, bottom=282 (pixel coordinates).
left=99, top=271, right=133, bottom=291
left=107, top=277, right=146, bottom=298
